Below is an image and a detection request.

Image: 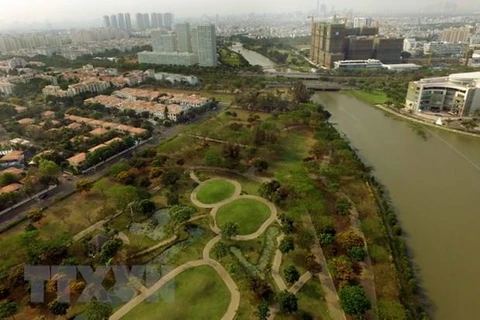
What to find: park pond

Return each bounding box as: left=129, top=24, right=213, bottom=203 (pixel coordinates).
left=128, top=208, right=171, bottom=241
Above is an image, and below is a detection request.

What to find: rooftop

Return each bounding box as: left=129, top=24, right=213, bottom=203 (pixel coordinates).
left=0, top=183, right=22, bottom=194
left=0, top=150, right=24, bottom=162
left=67, top=153, right=86, bottom=165
left=89, top=128, right=109, bottom=136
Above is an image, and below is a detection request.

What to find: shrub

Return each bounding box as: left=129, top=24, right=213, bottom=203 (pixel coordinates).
left=348, top=246, right=366, bottom=261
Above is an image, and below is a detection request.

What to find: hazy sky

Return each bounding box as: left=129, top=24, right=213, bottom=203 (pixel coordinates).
left=0, top=0, right=478, bottom=28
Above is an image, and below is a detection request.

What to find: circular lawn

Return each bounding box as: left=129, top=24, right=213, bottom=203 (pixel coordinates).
left=216, top=198, right=271, bottom=235
left=196, top=180, right=236, bottom=204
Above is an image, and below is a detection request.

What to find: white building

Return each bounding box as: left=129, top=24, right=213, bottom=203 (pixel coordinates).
left=405, top=72, right=480, bottom=116
left=152, top=32, right=177, bottom=52
left=424, top=42, right=465, bottom=57
left=333, top=59, right=383, bottom=70
left=192, top=25, right=217, bottom=67
left=138, top=51, right=198, bottom=66
left=175, top=23, right=192, bottom=53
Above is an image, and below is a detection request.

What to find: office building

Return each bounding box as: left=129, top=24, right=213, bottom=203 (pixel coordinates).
left=152, top=32, right=177, bottom=52
left=156, top=13, right=163, bottom=28
left=175, top=23, right=192, bottom=52
left=405, top=72, right=480, bottom=116
left=353, top=17, right=373, bottom=28
left=151, top=13, right=159, bottom=28
left=138, top=23, right=217, bottom=67
left=118, top=13, right=126, bottom=31
left=103, top=16, right=111, bottom=28
left=125, top=13, right=132, bottom=33
left=192, top=25, right=217, bottom=67
left=163, top=13, right=174, bottom=30
left=423, top=42, right=465, bottom=56
left=110, top=15, right=118, bottom=29
left=403, top=38, right=416, bottom=52
left=440, top=27, right=471, bottom=43
left=310, top=21, right=402, bottom=68
left=334, top=59, right=383, bottom=69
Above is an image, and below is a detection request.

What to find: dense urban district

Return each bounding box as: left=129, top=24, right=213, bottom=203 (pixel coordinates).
left=0, top=7, right=479, bottom=320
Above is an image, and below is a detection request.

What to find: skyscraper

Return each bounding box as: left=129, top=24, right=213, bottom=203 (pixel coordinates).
left=110, top=15, right=118, bottom=29
left=135, top=13, right=144, bottom=31
left=151, top=13, right=158, bottom=28
left=143, top=13, right=150, bottom=29
left=163, top=13, right=174, bottom=30
left=125, top=13, right=132, bottom=33
left=118, top=13, right=126, bottom=31
left=175, top=23, right=192, bottom=53
left=152, top=32, right=177, bottom=52
left=156, top=13, right=163, bottom=28
left=103, top=15, right=111, bottom=28
left=192, top=25, right=217, bottom=67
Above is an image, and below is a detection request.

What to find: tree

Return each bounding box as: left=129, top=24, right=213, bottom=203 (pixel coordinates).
left=162, top=170, right=181, bottom=187
left=165, top=188, right=179, bottom=205
left=27, top=208, right=43, bottom=222
left=279, top=236, right=294, bottom=254
left=250, top=278, right=273, bottom=301
left=329, top=256, right=355, bottom=286
left=253, top=159, right=269, bottom=172
left=84, top=298, right=113, bottom=320
left=336, top=230, right=364, bottom=251
left=48, top=299, right=70, bottom=316
left=116, top=171, right=136, bottom=185
left=92, top=178, right=110, bottom=196
left=291, top=81, right=310, bottom=104
left=212, top=241, right=229, bottom=259
left=134, top=199, right=156, bottom=216
left=99, top=239, right=123, bottom=263
left=339, top=285, right=371, bottom=317
left=38, top=159, right=60, bottom=177
left=0, top=301, right=18, bottom=319
left=222, top=221, right=239, bottom=238
left=254, top=301, right=270, bottom=320
left=335, top=197, right=352, bottom=215
left=170, top=205, right=196, bottom=224
left=276, top=291, right=298, bottom=314
left=0, top=173, right=18, bottom=187
left=76, top=179, right=93, bottom=193
left=284, top=265, right=300, bottom=284
left=305, top=254, right=322, bottom=274
left=348, top=246, right=366, bottom=262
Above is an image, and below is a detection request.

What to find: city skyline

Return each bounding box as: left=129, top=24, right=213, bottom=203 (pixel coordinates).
left=1, top=0, right=480, bottom=30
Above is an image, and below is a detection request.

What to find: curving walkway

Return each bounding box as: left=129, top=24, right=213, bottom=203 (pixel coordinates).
left=129, top=235, right=177, bottom=259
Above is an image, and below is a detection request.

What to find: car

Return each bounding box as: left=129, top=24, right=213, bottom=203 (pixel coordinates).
left=37, top=193, right=48, bottom=200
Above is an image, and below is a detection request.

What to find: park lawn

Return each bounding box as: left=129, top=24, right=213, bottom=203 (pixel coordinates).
left=216, top=198, right=271, bottom=235
left=157, top=134, right=195, bottom=154
left=276, top=277, right=332, bottom=320
left=122, top=265, right=231, bottom=320
left=194, top=170, right=261, bottom=196
left=196, top=179, right=236, bottom=204
left=346, top=90, right=389, bottom=105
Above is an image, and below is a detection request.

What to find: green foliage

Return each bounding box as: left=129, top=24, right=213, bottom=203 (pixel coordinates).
left=339, top=285, right=371, bottom=317
left=165, top=188, right=179, bottom=206
left=84, top=298, right=113, bottom=320
left=170, top=205, right=196, bottom=224
left=134, top=199, right=156, bottom=216
left=335, top=197, right=352, bottom=215
left=297, top=228, right=314, bottom=250
left=76, top=179, right=94, bottom=193
left=204, top=147, right=223, bottom=167
left=48, top=299, right=70, bottom=315
left=336, top=229, right=364, bottom=251
left=284, top=265, right=300, bottom=284
left=161, top=169, right=181, bottom=187
left=108, top=161, right=130, bottom=176
left=99, top=239, right=123, bottom=263
left=348, top=246, right=366, bottom=262
left=212, top=241, right=229, bottom=259
left=107, top=185, right=139, bottom=210
left=0, top=173, right=18, bottom=187
left=222, top=221, right=239, bottom=238
left=230, top=246, right=262, bottom=278
left=0, top=301, right=18, bottom=319
left=39, top=159, right=60, bottom=176
left=276, top=291, right=298, bottom=314
left=329, top=256, right=355, bottom=286
left=279, top=236, right=294, bottom=254
left=27, top=208, right=43, bottom=222
left=291, top=81, right=311, bottom=104
left=254, top=301, right=270, bottom=320
left=318, top=232, right=334, bottom=245
left=377, top=299, right=407, bottom=320
left=116, top=171, right=136, bottom=185
left=253, top=159, right=269, bottom=172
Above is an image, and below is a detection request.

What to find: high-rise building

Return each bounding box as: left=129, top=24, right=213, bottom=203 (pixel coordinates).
left=353, top=17, right=373, bottom=28
left=310, top=21, right=402, bottom=68
left=103, top=15, right=111, bottom=28
left=110, top=15, right=118, bottom=29
left=118, top=13, right=126, bottom=31
left=143, top=13, right=150, bottom=29
left=192, top=25, right=217, bottom=67
left=156, top=13, right=163, bottom=28
left=163, top=13, right=174, bottom=30
left=175, top=23, right=192, bottom=53
left=125, top=13, right=132, bottom=33
left=440, top=27, right=471, bottom=43
left=151, top=13, right=158, bottom=28
left=135, top=13, right=144, bottom=31
left=152, top=32, right=177, bottom=52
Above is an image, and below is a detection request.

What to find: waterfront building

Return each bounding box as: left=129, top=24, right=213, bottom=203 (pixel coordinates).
left=175, top=23, right=192, bottom=53
left=405, top=72, right=480, bottom=116
left=333, top=59, right=383, bottom=69
left=137, top=51, right=198, bottom=66
left=192, top=25, right=217, bottom=67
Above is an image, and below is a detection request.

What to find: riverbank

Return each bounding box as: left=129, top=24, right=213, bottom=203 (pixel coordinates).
left=343, top=90, right=480, bottom=138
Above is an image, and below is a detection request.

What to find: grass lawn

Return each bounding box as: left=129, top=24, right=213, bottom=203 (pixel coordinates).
left=345, top=90, right=389, bottom=105
left=122, top=265, right=231, bottom=320
left=216, top=198, right=271, bottom=235
left=196, top=180, right=236, bottom=204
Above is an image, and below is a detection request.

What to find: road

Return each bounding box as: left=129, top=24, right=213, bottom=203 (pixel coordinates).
left=0, top=103, right=228, bottom=230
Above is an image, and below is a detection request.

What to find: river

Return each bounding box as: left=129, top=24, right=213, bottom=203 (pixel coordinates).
left=313, top=92, right=480, bottom=320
